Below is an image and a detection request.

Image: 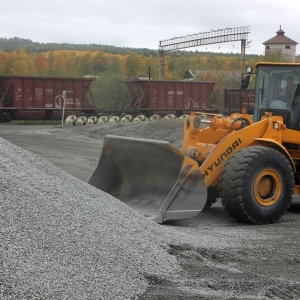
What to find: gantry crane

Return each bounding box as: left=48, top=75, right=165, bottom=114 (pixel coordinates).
left=158, top=26, right=251, bottom=79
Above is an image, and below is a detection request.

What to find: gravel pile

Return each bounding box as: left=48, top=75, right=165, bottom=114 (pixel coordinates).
left=68, top=119, right=185, bottom=149
left=0, top=137, right=180, bottom=299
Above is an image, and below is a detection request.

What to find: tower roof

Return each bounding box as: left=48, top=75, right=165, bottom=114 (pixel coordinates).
left=263, top=26, right=298, bottom=45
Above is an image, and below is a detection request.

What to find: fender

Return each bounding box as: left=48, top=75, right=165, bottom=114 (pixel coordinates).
left=254, top=138, right=296, bottom=172
left=200, top=119, right=270, bottom=187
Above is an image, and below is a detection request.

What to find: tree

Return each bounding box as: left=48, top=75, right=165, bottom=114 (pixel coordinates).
left=92, top=51, right=108, bottom=74
left=74, top=53, right=93, bottom=76
left=49, top=51, right=70, bottom=76
left=89, top=72, right=127, bottom=110
left=0, top=51, right=7, bottom=74
left=35, top=54, right=49, bottom=75
left=122, top=52, right=143, bottom=76
left=8, top=48, right=36, bottom=75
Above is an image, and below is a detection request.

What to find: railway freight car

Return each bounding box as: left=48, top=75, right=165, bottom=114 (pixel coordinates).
left=123, top=76, right=219, bottom=117
left=223, top=88, right=255, bottom=115
left=0, top=76, right=96, bottom=122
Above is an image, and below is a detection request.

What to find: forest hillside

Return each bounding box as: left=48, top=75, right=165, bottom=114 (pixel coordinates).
left=0, top=37, right=297, bottom=107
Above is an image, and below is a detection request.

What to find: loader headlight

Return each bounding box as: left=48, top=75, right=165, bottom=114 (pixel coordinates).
left=273, top=122, right=279, bottom=130
left=186, top=148, right=200, bottom=159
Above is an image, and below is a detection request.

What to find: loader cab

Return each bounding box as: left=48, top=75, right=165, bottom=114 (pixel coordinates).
left=252, top=63, right=300, bottom=129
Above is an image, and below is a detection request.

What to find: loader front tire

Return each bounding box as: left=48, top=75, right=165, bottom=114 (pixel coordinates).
left=219, top=146, right=294, bottom=224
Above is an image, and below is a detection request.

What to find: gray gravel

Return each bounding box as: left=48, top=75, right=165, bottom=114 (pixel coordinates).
left=68, top=119, right=185, bottom=150
left=1, top=120, right=300, bottom=299
left=0, top=138, right=180, bottom=299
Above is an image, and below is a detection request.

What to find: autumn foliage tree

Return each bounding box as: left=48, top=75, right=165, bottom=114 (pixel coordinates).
left=122, top=52, right=145, bottom=76
left=0, top=47, right=263, bottom=79
left=8, top=49, right=35, bottom=75
left=35, top=54, right=49, bottom=75
left=0, top=46, right=270, bottom=107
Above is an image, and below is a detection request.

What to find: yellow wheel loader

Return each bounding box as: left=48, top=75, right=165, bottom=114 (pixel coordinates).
left=89, top=62, right=300, bottom=225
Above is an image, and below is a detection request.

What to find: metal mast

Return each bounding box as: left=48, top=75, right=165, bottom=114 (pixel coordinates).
left=158, top=26, right=250, bottom=79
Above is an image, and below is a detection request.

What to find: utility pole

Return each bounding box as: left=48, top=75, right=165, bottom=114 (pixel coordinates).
left=158, top=50, right=165, bottom=80
left=240, top=39, right=246, bottom=66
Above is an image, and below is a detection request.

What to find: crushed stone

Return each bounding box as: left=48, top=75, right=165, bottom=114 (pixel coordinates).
left=0, top=137, right=180, bottom=300
left=65, top=119, right=185, bottom=149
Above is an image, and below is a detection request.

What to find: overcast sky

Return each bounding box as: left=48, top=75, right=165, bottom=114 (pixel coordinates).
left=1, top=0, right=300, bottom=56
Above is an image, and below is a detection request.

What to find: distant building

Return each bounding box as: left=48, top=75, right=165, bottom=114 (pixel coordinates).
left=263, top=26, right=298, bottom=62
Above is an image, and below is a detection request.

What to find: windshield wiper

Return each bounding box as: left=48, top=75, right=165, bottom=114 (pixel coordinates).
left=260, top=75, right=271, bottom=110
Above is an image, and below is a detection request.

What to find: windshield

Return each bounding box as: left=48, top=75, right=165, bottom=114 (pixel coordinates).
left=253, top=65, right=300, bottom=128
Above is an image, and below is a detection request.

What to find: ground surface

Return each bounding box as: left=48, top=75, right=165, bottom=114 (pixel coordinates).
left=1, top=121, right=300, bottom=299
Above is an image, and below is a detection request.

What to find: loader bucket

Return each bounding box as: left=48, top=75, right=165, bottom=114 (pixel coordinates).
left=88, top=135, right=207, bottom=223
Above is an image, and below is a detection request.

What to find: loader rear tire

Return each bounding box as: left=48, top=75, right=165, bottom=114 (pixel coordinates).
left=205, top=187, right=219, bottom=208
left=219, top=146, right=294, bottom=224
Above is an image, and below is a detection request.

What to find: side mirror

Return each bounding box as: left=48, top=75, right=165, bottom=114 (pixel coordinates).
left=241, top=74, right=250, bottom=89
left=246, top=66, right=253, bottom=73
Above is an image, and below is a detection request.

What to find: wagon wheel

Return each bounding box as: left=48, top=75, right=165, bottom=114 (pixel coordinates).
left=2, top=112, right=12, bottom=122
left=219, top=146, right=294, bottom=224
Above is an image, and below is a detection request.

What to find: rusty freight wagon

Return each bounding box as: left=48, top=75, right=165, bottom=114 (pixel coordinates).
left=124, top=77, right=218, bottom=117
left=0, top=76, right=96, bottom=122
left=223, top=88, right=255, bottom=115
